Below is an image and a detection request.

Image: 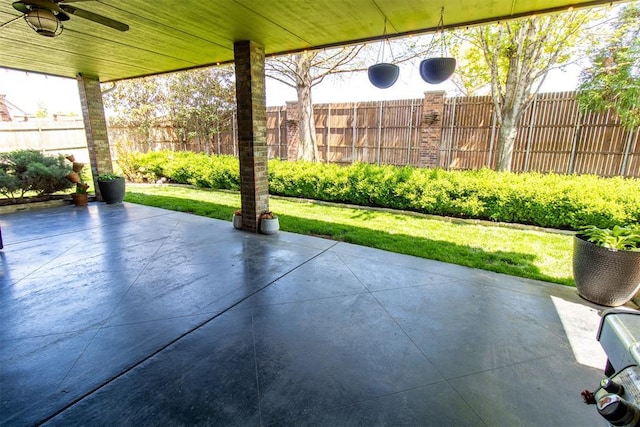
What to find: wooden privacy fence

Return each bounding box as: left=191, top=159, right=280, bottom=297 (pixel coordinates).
left=440, top=92, right=639, bottom=177
left=108, top=113, right=289, bottom=161
left=0, top=91, right=637, bottom=178
left=298, top=92, right=637, bottom=177
left=0, top=119, right=91, bottom=162
left=309, top=99, right=424, bottom=166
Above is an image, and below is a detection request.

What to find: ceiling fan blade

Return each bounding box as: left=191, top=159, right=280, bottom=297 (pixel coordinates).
left=59, top=5, right=129, bottom=31
left=0, top=15, right=23, bottom=29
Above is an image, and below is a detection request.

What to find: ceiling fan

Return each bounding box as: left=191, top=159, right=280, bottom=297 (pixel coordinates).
left=1, top=0, right=129, bottom=37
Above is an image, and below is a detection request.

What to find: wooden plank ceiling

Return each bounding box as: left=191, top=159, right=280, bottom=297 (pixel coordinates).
left=0, top=0, right=622, bottom=82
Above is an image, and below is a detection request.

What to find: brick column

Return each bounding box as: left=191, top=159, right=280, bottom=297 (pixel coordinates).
left=0, top=95, right=11, bottom=121
left=285, top=101, right=299, bottom=160
left=77, top=73, right=113, bottom=201
left=234, top=40, right=269, bottom=232
left=419, top=91, right=446, bottom=168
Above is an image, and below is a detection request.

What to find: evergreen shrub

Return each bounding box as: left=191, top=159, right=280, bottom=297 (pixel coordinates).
left=0, top=150, right=73, bottom=203
left=118, top=150, right=640, bottom=230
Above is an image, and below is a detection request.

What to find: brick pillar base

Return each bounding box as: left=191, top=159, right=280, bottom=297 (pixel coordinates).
left=77, top=74, right=113, bottom=201
left=234, top=40, right=269, bottom=232
left=285, top=101, right=299, bottom=160
left=420, top=91, right=446, bottom=168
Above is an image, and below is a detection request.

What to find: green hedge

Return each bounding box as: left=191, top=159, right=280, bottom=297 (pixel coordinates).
left=118, top=150, right=640, bottom=230
left=118, top=150, right=240, bottom=190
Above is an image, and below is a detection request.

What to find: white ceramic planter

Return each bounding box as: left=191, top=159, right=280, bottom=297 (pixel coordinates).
left=232, top=214, right=243, bottom=229
left=260, top=217, right=279, bottom=235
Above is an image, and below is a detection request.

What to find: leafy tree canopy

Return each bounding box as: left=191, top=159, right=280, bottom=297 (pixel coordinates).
left=103, top=66, right=236, bottom=148
left=446, top=8, right=601, bottom=171
left=577, top=3, right=640, bottom=130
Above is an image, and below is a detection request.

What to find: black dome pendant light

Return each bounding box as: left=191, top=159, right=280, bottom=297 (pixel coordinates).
left=420, top=7, right=457, bottom=84
left=368, top=62, right=399, bottom=89
left=368, top=18, right=399, bottom=89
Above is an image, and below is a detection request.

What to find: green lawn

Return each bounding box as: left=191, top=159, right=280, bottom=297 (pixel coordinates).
left=125, top=184, right=575, bottom=286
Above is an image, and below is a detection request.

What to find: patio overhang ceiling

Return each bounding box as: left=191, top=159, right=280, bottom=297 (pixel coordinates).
left=0, top=0, right=624, bottom=82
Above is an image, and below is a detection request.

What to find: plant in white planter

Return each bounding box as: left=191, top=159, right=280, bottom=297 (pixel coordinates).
left=573, top=224, right=640, bottom=306
left=259, top=211, right=279, bottom=235
left=232, top=209, right=243, bottom=229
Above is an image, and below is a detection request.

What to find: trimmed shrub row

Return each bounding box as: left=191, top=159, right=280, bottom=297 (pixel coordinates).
left=118, top=150, right=640, bottom=230
left=118, top=150, right=240, bottom=190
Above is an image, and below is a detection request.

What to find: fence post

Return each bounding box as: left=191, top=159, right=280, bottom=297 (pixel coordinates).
left=352, top=104, right=357, bottom=163
left=38, top=126, right=45, bottom=153
left=407, top=100, right=414, bottom=165
left=377, top=101, right=383, bottom=165
left=446, top=97, right=457, bottom=169
left=277, top=108, right=281, bottom=159
left=232, top=114, right=237, bottom=156
left=523, top=95, right=538, bottom=172
left=620, top=128, right=637, bottom=176
left=326, top=104, right=331, bottom=163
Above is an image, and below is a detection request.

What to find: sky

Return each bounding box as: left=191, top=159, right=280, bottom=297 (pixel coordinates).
left=2, top=0, right=627, bottom=116
left=0, top=60, right=583, bottom=117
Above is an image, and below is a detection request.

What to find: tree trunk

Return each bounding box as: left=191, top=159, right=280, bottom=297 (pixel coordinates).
left=492, top=22, right=534, bottom=172
left=295, top=54, right=319, bottom=161
left=496, top=113, right=519, bottom=171
left=476, top=15, right=581, bottom=172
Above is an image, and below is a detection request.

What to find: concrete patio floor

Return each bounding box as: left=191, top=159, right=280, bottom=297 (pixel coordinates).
left=0, top=202, right=613, bottom=425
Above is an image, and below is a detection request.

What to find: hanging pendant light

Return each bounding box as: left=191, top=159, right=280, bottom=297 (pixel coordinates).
left=420, top=57, right=456, bottom=84
left=368, top=19, right=399, bottom=89
left=368, top=63, right=399, bottom=89
left=420, top=7, right=456, bottom=84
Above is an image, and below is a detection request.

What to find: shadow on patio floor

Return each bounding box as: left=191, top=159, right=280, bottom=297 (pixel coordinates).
left=0, top=202, right=611, bottom=425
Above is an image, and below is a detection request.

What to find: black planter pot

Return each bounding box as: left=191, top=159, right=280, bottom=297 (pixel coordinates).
left=97, top=177, right=126, bottom=204
left=573, top=235, right=640, bottom=306
left=368, top=63, right=399, bottom=89
left=419, top=57, right=457, bottom=84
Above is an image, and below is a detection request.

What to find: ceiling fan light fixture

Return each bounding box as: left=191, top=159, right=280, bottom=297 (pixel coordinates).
left=24, top=9, right=63, bottom=37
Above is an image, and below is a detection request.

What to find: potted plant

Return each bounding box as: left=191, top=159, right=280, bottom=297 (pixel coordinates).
left=573, top=224, right=640, bottom=306
left=97, top=173, right=126, bottom=204
left=232, top=209, right=243, bottom=229
left=65, top=156, right=89, bottom=207
left=259, top=211, right=279, bottom=235
left=65, top=171, right=81, bottom=184
left=72, top=182, right=90, bottom=207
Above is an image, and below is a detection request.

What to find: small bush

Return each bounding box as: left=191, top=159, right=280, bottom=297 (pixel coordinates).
left=117, top=150, right=640, bottom=230
left=119, top=149, right=240, bottom=190
left=0, top=150, right=73, bottom=203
